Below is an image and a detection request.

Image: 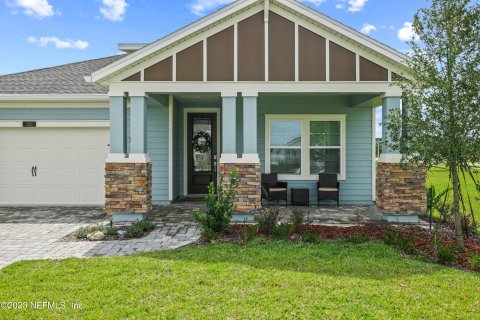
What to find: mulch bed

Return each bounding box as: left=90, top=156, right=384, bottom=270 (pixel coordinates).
left=60, top=226, right=154, bottom=242
left=212, top=224, right=480, bottom=272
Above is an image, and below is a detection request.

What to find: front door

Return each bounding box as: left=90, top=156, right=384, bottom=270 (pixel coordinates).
left=187, top=113, right=217, bottom=194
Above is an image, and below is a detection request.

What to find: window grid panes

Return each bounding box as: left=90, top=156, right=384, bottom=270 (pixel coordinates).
left=309, top=121, right=341, bottom=175
left=270, top=120, right=302, bottom=175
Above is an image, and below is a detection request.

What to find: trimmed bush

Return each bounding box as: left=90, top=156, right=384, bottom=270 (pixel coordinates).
left=272, top=224, right=293, bottom=240
left=255, top=207, right=280, bottom=235
left=75, top=227, right=89, bottom=239
left=289, top=207, right=312, bottom=233
left=302, top=231, right=321, bottom=243
left=241, top=225, right=257, bottom=242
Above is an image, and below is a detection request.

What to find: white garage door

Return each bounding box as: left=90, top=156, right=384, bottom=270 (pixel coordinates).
left=0, top=127, right=109, bottom=205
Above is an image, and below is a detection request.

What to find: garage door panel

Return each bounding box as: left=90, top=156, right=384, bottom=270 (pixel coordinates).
left=0, top=127, right=109, bottom=205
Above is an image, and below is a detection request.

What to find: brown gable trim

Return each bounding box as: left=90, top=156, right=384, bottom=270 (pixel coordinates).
left=176, top=41, right=204, bottom=81
left=238, top=11, right=265, bottom=81
left=268, top=11, right=295, bottom=81
left=144, top=57, right=173, bottom=81
left=122, top=72, right=141, bottom=81
left=299, top=26, right=326, bottom=81
left=329, top=42, right=356, bottom=81
left=360, top=57, right=388, bottom=81
left=207, top=26, right=234, bottom=81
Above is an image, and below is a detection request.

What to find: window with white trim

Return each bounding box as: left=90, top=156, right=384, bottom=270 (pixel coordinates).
left=266, top=115, right=346, bottom=180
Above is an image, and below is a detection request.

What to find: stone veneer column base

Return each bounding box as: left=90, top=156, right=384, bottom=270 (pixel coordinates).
left=219, top=163, right=261, bottom=212
left=105, top=162, right=152, bottom=222
left=376, top=162, right=427, bottom=220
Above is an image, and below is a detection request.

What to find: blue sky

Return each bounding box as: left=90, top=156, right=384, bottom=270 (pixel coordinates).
left=0, top=0, right=426, bottom=135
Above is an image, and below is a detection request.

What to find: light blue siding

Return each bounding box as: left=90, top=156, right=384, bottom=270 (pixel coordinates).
left=255, top=95, right=373, bottom=205
left=0, top=108, right=109, bottom=120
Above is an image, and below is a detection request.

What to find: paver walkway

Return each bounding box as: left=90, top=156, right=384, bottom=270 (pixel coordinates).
left=0, top=205, right=202, bottom=269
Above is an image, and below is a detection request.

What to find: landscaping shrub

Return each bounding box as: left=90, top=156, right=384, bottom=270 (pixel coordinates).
left=255, top=207, right=280, bottom=235
left=194, top=168, right=239, bottom=234
left=126, top=223, right=144, bottom=238
left=383, top=230, right=417, bottom=254
left=467, top=253, right=480, bottom=271
left=201, top=227, right=218, bottom=242
left=289, top=207, right=312, bottom=233
left=75, top=227, right=89, bottom=239
left=241, top=225, right=257, bottom=242
left=302, top=231, right=321, bottom=243
left=272, top=224, right=293, bottom=240
left=346, top=234, right=370, bottom=244
left=104, top=227, right=118, bottom=236
left=432, top=224, right=457, bottom=264
left=136, top=220, right=155, bottom=232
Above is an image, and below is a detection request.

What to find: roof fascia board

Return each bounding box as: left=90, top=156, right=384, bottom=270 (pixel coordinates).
left=90, top=0, right=258, bottom=83
left=0, top=94, right=109, bottom=102
left=277, top=0, right=407, bottom=63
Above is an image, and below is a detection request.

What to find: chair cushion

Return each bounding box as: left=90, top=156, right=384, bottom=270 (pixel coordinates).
left=318, top=187, right=338, bottom=192
left=269, top=188, right=287, bottom=192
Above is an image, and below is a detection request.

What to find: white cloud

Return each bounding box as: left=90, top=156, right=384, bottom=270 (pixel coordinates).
left=6, top=0, right=55, bottom=19
left=335, top=4, right=344, bottom=9
left=99, top=0, right=128, bottom=22
left=27, top=36, right=89, bottom=50
left=348, top=0, right=368, bottom=12
left=360, top=23, right=376, bottom=35
left=187, top=0, right=235, bottom=16
left=300, top=0, right=327, bottom=5
left=397, top=22, right=419, bottom=42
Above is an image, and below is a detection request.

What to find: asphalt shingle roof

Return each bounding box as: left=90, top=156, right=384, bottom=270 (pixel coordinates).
left=0, top=55, right=125, bottom=95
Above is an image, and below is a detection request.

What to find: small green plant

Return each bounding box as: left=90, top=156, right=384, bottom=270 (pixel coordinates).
left=346, top=234, right=370, bottom=244
left=241, top=225, right=257, bottom=242
left=272, top=224, right=292, bottom=240
left=104, top=227, right=118, bottom=236
left=289, top=207, right=312, bottom=233
left=136, top=220, right=155, bottom=232
left=302, top=231, right=321, bottom=243
left=126, top=223, right=144, bottom=238
left=193, top=168, right=239, bottom=235
left=75, top=227, right=89, bottom=239
left=255, top=207, right=280, bottom=235
left=383, top=230, right=417, bottom=254
left=201, top=227, right=218, bottom=242
left=467, top=253, right=480, bottom=271
left=432, top=224, right=456, bottom=264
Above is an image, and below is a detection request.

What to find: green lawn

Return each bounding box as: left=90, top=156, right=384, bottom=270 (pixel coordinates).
left=427, top=166, right=480, bottom=227
left=1, top=241, right=479, bottom=319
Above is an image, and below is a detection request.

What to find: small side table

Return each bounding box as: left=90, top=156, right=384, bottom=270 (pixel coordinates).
left=291, top=188, right=310, bottom=206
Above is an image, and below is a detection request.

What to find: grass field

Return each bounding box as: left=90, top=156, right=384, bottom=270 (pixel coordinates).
left=1, top=241, right=479, bottom=319
left=427, top=166, right=480, bottom=228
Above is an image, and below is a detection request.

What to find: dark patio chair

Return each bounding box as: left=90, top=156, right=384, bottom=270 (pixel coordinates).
left=317, top=173, right=340, bottom=207
left=261, top=173, right=288, bottom=206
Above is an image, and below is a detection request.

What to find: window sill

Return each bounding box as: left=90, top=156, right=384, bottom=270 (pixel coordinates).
left=277, top=174, right=346, bottom=181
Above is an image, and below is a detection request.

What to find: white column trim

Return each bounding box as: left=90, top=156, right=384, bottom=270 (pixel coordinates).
left=234, top=22, right=238, bottom=82
left=172, top=53, right=177, bottom=82
left=203, top=40, right=207, bottom=82
left=295, top=22, right=299, bottom=82
left=388, top=70, right=392, bottom=82
left=106, top=153, right=151, bottom=163
left=356, top=53, right=360, bottom=82
left=326, top=39, right=330, bottom=82
left=168, top=95, right=174, bottom=201
left=264, top=3, right=269, bottom=82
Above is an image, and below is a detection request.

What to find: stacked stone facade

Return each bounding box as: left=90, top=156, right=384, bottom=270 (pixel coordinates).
left=219, top=163, right=261, bottom=212
left=376, top=163, right=427, bottom=215
left=105, top=162, right=152, bottom=215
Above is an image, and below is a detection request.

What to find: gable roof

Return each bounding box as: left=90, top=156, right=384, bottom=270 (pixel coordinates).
left=90, top=0, right=408, bottom=83
left=0, top=55, right=125, bottom=95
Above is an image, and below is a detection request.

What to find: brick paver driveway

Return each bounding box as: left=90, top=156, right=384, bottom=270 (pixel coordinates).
left=0, top=206, right=201, bottom=269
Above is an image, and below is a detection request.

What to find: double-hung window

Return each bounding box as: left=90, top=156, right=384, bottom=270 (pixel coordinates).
left=266, top=115, right=346, bottom=180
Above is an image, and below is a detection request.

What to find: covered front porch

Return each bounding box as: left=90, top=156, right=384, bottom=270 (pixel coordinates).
left=103, top=87, right=422, bottom=223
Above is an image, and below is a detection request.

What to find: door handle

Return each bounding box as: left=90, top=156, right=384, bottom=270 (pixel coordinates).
left=31, top=166, right=34, bottom=177
left=34, top=166, right=37, bottom=177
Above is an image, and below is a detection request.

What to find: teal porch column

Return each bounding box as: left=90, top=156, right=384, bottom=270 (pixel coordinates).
left=130, top=96, right=148, bottom=156
left=221, top=94, right=237, bottom=158
left=380, top=96, right=401, bottom=161
left=243, top=95, right=258, bottom=156
left=109, top=96, right=127, bottom=156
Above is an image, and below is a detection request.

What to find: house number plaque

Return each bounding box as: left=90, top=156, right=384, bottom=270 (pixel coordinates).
left=22, top=121, right=37, bottom=128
